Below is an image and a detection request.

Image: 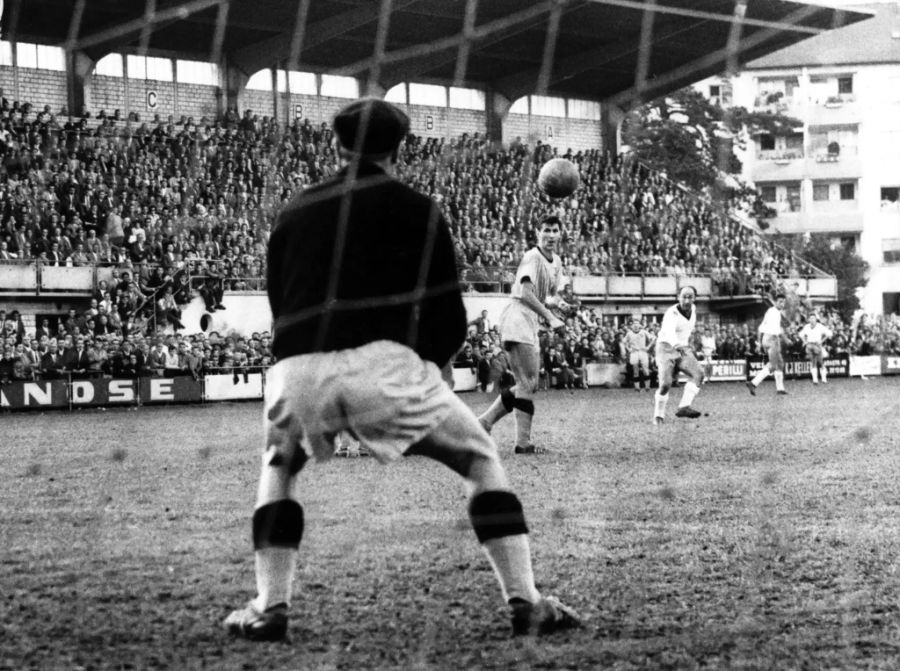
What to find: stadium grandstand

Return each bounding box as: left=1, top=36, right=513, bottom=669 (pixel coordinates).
left=1, top=0, right=890, bottom=394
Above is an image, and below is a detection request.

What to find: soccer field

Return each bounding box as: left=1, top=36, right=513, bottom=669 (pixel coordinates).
left=3, top=378, right=900, bottom=670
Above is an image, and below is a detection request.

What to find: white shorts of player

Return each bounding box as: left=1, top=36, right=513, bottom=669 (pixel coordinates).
left=264, top=340, right=488, bottom=465
left=498, top=299, right=539, bottom=347
left=629, top=351, right=649, bottom=368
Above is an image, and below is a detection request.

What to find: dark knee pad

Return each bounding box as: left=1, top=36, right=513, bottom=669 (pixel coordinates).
left=468, top=491, right=529, bottom=543
left=252, top=499, right=304, bottom=550
left=500, top=388, right=515, bottom=412
left=512, top=398, right=534, bottom=415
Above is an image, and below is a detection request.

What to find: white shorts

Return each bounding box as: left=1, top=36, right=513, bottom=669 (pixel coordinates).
left=629, top=351, right=649, bottom=368
left=498, top=299, right=538, bottom=347
left=264, top=341, right=458, bottom=464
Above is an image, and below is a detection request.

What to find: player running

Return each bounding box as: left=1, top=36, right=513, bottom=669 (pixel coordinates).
left=624, top=319, right=654, bottom=391
left=746, top=292, right=788, bottom=396
left=477, top=215, right=567, bottom=454
left=653, top=286, right=704, bottom=424
left=223, top=99, right=581, bottom=642
left=799, top=313, right=833, bottom=385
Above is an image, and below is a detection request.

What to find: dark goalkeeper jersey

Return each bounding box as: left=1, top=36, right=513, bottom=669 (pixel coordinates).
left=267, top=160, right=467, bottom=367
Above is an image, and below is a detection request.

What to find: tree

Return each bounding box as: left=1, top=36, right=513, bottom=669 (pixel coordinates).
left=777, top=233, right=869, bottom=320
left=621, top=87, right=801, bottom=194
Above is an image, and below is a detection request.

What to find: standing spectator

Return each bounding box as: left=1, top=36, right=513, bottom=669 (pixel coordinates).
left=40, top=340, right=65, bottom=379
left=62, top=335, right=91, bottom=378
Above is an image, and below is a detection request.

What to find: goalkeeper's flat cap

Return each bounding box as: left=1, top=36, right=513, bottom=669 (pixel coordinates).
left=334, top=98, right=409, bottom=156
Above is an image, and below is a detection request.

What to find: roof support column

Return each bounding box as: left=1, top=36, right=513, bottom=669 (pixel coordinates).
left=66, top=51, right=93, bottom=118
left=220, top=60, right=248, bottom=117
left=601, top=103, right=626, bottom=155
left=485, top=88, right=511, bottom=144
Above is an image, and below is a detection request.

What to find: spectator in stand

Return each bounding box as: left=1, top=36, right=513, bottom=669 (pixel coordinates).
left=63, top=335, right=91, bottom=379
left=40, top=340, right=65, bottom=379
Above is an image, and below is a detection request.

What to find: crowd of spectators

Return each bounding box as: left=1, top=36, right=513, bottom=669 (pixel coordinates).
left=454, top=296, right=900, bottom=392
left=0, top=304, right=273, bottom=385
left=1, top=96, right=893, bottom=389
left=1, top=94, right=819, bottom=302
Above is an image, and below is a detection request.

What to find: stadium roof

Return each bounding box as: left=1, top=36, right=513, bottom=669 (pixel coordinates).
left=746, top=2, right=899, bottom=69
left=3, top=0, right=874, bottom=108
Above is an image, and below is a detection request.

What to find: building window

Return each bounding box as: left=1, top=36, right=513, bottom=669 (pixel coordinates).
left=530, top=95, right=566, bottom=117
left=840, top=183, right=856, bottom=200
left=276, top=70, right=316, bottom=94
left=785, top=134, right=803, bottom=151
left=568, top=98, right=601, bottom=120
left=384, top=83, right=407, bottom=104
left=320, top=75, right=358, bottom=99
left=760, top=186, right=776, bottom=202
left=883, top=239, right=900, bottom=264
left=127, top=55, right=173, bottom=81
left=759, top=134, right=775, bottom=151
left=449, top=87, right=485, bottom=111
left=0, top=41, right=12, bottom=66
left=95, top=53, right=124, bottom=77
left=787, top=185, right=801, bottom=212
left=409, top=83, right=446, bottom=107
left=709, top=85, right=720, bottom=98
left=508, top=97, right=528, bottom=114
left=177, top=60, right=219, bottom=86
left=813, top=184, right=830, bottom=201
left=246, top=69, right=272, bottom=91
left=838, top=76, right=853, bottom=95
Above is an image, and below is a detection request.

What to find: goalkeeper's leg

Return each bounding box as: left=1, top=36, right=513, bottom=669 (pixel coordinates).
left=406, top=399, right=582, bottom=635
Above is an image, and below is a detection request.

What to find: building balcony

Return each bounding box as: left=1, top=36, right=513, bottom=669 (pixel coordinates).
left=763, top=210, right=864, bottom=235
left=807, top=99, right=860, bottom=127
left=804, top=154, right=862, bottom=179
left=757, top=149, right=804, bottom=163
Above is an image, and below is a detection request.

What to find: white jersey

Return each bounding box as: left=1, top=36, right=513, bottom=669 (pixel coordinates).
left=759, top=306, right=783, bottom=336
left=800, top=323, right=832, bottom=346
left=499, top=247, right=564, bottom=347
left=624, top=329, right=652, bottom=353
left=657, top=304, right=696, bottom=349
left=510, top=247, right=564, bottom=303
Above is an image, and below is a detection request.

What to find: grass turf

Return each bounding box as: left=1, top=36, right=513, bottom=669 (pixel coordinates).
left=2, top=377, right=900, bottom=670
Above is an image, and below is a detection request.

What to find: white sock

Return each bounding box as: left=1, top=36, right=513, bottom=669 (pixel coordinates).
left=253, top=547, right=297, bottom=610
left=774, top=370, right=785, bottom=391
left=678, top=381, right=700, bottom=408
left=481, top=534, right=541, bottom=604
left=751, top=368, right=770, bottom=387
left=820, top=367, right=827, bottom=382
left=810, top=367, right=819, bottom=383
left=654, top=391, right=669, bottom=418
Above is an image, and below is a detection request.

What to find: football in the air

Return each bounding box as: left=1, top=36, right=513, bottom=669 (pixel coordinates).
left=537, top=158, right=580, bottom=198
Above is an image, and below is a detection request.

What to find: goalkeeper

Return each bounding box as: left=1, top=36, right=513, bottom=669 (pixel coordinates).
left=224, top=98, right=582, bottom=642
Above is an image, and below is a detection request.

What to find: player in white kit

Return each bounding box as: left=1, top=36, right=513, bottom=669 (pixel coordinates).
left=478, top=215, right=567, bottom=454
left=799, top=313, right=833, bottom=384
left=746, top=293, right=788, bottom=395
left=653, top=286, right=704, bottom=424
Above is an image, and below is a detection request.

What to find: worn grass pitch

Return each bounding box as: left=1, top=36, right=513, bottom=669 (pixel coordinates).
left=2, top=378, right=900, bottom=670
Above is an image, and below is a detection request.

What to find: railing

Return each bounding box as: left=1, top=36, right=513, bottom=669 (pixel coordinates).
left=1, top=259, right=837, bottom=301
left=757, top=150, right=803, bottom=162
